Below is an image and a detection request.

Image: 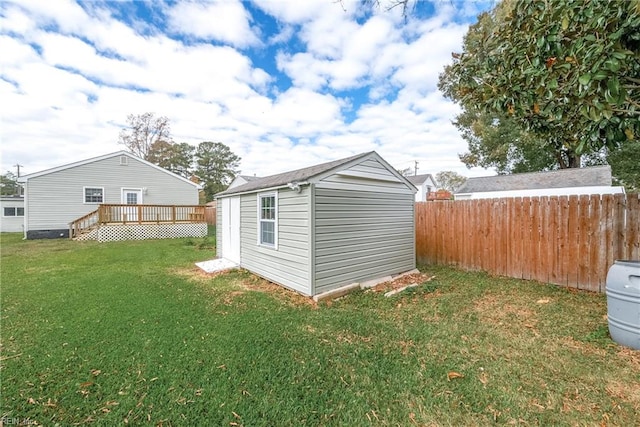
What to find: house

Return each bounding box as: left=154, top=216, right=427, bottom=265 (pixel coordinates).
left=406, top=174, right=438, bottom=202
left=1, top=195, right=25, bottom=232
left=215, top=151, right=417, bottom=297
left=17, top=151, right=204, bottom=240
left=227, top=175, right=261, bottom=189
left=454, top=165, right=624, bottom=200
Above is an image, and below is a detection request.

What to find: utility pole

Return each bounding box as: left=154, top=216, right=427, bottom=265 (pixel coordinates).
left=414, top=160, right=418, bottom=176
left=14, top=164, right=24, bottom=196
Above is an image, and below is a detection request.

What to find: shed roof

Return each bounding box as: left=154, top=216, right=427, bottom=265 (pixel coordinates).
left=456, top=166, right=612, bottom=194
left=17, top=151, right=200, bottom=188
left=217, top=151, right=414, bottom=196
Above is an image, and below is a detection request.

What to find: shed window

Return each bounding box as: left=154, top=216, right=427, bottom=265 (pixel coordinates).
left=3, top=207, right=24, bottom=217
left=258, top=193, right=277, bottom=247
left=84, top=187, right=104, bottom=203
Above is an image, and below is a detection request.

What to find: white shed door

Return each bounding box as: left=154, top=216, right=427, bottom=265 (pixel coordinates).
left=221, top=197, right=240, bottom=264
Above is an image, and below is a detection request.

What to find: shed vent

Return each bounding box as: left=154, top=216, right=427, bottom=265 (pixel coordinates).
left=120, top=156, right=128, bottom=165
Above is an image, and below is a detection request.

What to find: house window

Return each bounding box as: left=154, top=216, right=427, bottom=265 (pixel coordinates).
left=84, top=187, right=104, bottom=203
left=3, top=207, right=24, bottom=217
left=258, top=193, right=277, bottom=247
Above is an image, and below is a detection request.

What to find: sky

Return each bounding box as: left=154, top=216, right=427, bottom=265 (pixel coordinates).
left=0, top=0, right=497, bottom=181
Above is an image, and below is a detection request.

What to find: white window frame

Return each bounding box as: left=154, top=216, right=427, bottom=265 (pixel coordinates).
left=257, top=192, right=278, bottom=249
left=83, top=187, right=104, bottom=204
left=3, top=207, right=24, bottom=217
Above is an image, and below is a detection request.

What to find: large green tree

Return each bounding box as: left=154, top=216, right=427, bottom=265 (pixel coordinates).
left=608, top=141, right=640, bottom=191
left=454, top=109, right=557, bottom=174
left=194, top=142, right=241, bottom=201
left=0, top=172, right=20, bottom=196
left=147, top=141, right=194, bottom=178
left=440, top=0, right=640, bottom=169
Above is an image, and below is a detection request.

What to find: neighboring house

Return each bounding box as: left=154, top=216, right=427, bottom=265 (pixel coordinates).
left=17, top=151, right=202, bottom=239
left=227, top=175, right=261, bottom=189
left=215, top=151, right=417, bottom=297
left=407, top=174, right=438, bottom=202
left=1, top=196, right=25, bottom=232
left=454, top=165, right=624, bottom=200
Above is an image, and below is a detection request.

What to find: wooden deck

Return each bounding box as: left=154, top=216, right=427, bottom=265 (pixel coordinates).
left=70, top=204, right=205, bottom=239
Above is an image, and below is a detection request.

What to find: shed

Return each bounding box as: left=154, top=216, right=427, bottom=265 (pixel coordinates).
left=215, top=151, right=417, bottom=297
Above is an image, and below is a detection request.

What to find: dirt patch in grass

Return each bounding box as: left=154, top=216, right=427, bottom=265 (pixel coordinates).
left=173, top=267, right=316, bottom=308
left=369, top=272, right=436, bottom=293
left=474, top=294, right=540, bottom=331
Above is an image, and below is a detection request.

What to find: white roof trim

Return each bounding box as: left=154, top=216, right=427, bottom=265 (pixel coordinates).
left=17, top=151, right=199, bottom=188
left=310, top=151, right=418, bottom=192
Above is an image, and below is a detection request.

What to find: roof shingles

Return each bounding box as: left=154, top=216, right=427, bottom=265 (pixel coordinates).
left=216, top=152, right=373, bottom=196
left=457, top=166, right=612, bottom=194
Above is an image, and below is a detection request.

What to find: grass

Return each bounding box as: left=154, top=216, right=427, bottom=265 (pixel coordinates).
left=1, top=232, right=639, bottom=426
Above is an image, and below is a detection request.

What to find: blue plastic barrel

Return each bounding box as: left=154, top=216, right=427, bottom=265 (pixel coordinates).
left=606, top=260, right=640, bottom=350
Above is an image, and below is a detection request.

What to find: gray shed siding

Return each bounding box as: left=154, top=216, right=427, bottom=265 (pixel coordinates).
left=238, top=187, right=311, bottom=295
left=25, top=155, right=198, bottom=231
left=313, top=158, right=415, bottom=294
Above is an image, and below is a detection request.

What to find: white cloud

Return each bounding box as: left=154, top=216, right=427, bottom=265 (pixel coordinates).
left=167, top=0, right=260, bottom=48
left=0, top=0, right=495, bottom=182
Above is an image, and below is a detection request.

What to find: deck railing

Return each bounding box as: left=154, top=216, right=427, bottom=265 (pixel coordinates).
left=69, top=204, right=205, bottom=238
left=69, top=208, right=100, bottom=239
left=98, top=204, right=205, bottom=224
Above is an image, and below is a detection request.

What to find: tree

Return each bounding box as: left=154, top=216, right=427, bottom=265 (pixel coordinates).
left=0, top=171, right=19, bottom=196
left=435, top=171, right=467, bottom=192
left=608, top=141, right=640, bottom=191
left=439, top=0, right=640, bottom=169
left=454, top=109, right=557, bottom=174
left=194, top=142, right=241, bottom=201
left=147, top=141, right=194, bottom=178
left=118, top=113, right=172, bottom=160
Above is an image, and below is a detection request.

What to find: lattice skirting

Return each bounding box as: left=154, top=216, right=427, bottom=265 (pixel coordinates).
left=92, top=223, right=207, bottom=242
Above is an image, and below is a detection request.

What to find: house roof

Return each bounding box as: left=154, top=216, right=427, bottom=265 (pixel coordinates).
left=217, top=151, right=415, bottom=196
left=406, top=174, right=436, bottom=186
left=456, top=165, right=612, bottom=194
left=238, top=175, right=261, bottom=182
left=17, top=151, right=200, bottom=188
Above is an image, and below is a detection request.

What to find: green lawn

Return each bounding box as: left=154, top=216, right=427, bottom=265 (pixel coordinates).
left=1, top=233, right=638, bottom=425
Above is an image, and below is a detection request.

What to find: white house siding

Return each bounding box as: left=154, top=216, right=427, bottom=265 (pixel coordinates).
left=313, top=158, right=415, bottom=294
left=25, top=155, right=198, bottom=232
left=238, top=187, right=311, bottom=295
left=1, top=198, right=25, bottom=232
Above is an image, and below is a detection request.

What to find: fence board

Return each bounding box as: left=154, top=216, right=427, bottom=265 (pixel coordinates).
left=587, top=195, right=602, bottom=292
left=414, top=193, right=639, bottom=293
left=626, top=194, right=640, bottom=260
left=577, top=195, right=591, bottom=289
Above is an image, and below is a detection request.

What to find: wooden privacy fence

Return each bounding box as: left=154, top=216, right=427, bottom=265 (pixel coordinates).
left=205, top=206, right=217, bottom=225
left=415, top=194, right=640, bottom=293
